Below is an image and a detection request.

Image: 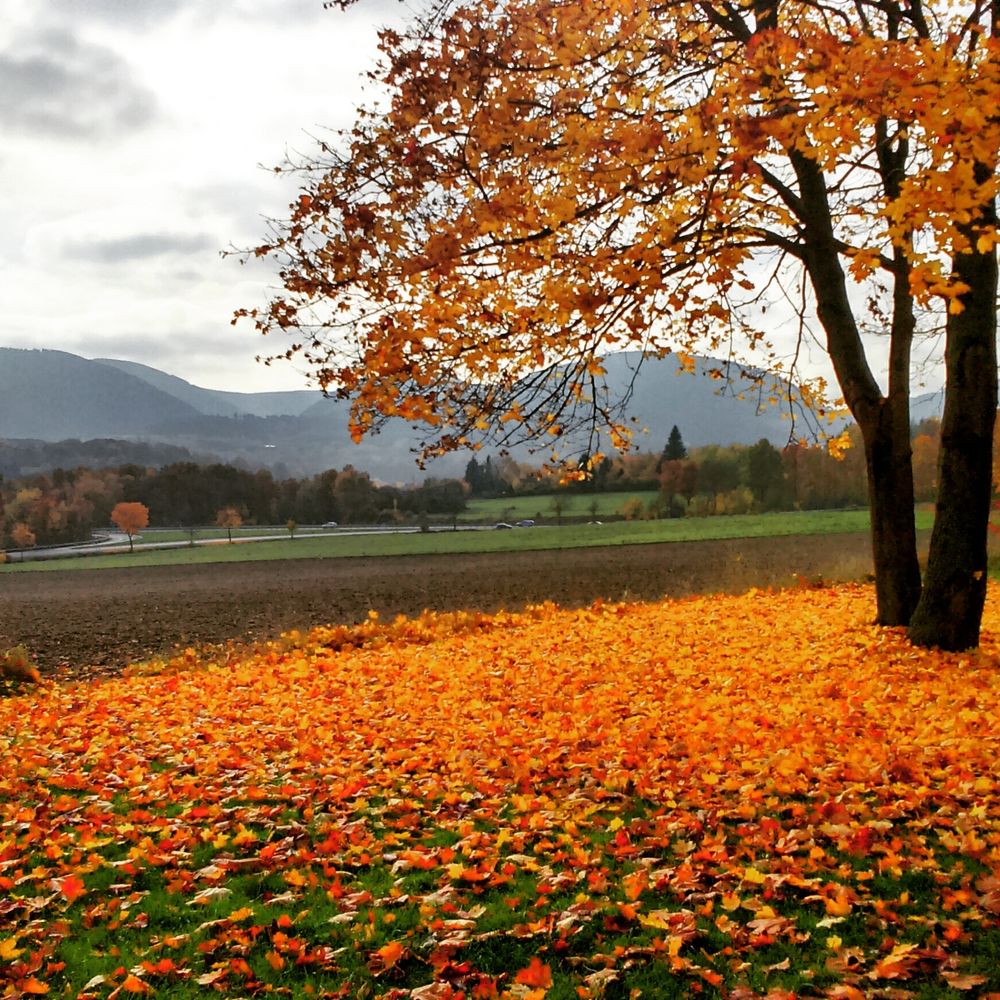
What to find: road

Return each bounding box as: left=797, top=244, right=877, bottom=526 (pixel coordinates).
left=7, top=524, right=493, bottom=563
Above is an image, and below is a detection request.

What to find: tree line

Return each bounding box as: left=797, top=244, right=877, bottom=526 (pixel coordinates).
left=0, top=462, right=469, bottom=551
left=651, top=422, right=945, bottom=519
left=465, top=420, right=948, bottom=515
left=0, top=415, right=975, bottom=552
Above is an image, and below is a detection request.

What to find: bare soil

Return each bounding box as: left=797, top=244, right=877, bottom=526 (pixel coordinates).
left=0, top=533, right=879, bottom=680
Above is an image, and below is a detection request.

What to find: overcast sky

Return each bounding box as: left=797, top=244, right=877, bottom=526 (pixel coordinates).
left=2, top=0, right=944, bottom=400
left=2, top=0, right=407, bottom=392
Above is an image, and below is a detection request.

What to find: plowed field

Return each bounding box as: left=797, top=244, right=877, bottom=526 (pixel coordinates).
left=0, top=532, right=879, bottom=679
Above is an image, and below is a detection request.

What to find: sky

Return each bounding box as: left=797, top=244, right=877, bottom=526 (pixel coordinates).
left=2, top=0, right=405, bottom=393
left=1, top=0, right=943, bottom=401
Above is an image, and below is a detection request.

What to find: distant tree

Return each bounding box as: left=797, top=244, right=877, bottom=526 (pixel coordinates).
left=403, top=478, right=468, bottom=520
left=216, top=506, right=243, bottom=543
left=549, top=495, right=572, bottom=525
left=746, top=440, right=788, bottom=512
left=659, top=460, right=698, bottom=517
left=10, top=522, right=36, bottom=554
left=110, top=501, right=149, bottom=553
left=478, top=456, right=510, bottom=498
left=695, top=450, right=743, bottom=512
left=661, top=426, right=688, bottom=465
left=620, top=497, right=645, bottom=522
left=333, top=466, right=382, bottom=523
left=464, top=456, right=484, bottom=496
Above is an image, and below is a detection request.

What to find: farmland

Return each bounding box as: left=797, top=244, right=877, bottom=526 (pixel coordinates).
left=0, top=531, right=886, bottom=678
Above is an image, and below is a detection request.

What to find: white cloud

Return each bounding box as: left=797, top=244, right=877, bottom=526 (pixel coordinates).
left=1, top=0, right=405, bottom=391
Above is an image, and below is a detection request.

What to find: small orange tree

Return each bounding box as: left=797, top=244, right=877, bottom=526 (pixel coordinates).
left=216, top=506, right=243, bottom=543
left=10, top=522, right=36, bottom=551
left=110, top=502, right=149, bottom=553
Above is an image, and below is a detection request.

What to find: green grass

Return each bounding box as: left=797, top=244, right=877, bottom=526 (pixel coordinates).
left=137, top=526, right=326, bottom=543
left=463, top=489, right=659, bottom=521
left=1, top=507, right=934, bottom=574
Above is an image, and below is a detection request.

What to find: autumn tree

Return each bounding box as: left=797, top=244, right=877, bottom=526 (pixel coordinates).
left=110, top=501, right=149, bottom=553
left=216, top=506, right=243, bottom=543
left=10, top=522, right=36, bottom=554
left=239, top=0, right=999, bottom=649
left=659, top=459, right=698, bottom=517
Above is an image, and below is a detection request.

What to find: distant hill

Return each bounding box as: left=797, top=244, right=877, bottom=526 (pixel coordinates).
left=0, top=438, right=210, bottom=479
left=0, top=348, right=201, bottom=439
left=1, top=346, right=861, bottom=479
left=95, top=358, right=317, bottom=418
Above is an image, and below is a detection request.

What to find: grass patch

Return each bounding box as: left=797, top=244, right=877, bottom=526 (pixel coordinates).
left=462, top=489, right=660, bottom=522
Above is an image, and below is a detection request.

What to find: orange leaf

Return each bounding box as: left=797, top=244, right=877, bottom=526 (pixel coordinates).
left=377, top=940, right=406, bottom=968
left=121, top=975, right=151, bottom=994
left=825, top=888, right=852, bottom=916
left=515, top=957, right=553, bottom=989
left=21, top=980, right=49, bottom=995
left=55, top=875, right=86, bottom=903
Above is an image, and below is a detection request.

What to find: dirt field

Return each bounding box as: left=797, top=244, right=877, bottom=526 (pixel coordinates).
left=0, top=532, right=881, bottom=680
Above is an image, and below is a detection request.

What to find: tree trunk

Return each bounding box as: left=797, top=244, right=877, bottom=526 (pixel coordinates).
left=789, top=148, right=921, bottom=626
left=862, top=397, right=922, bottom=625
left=908, top=240, right=998, bottom=649
left=862, top=204, right=922, bottom=627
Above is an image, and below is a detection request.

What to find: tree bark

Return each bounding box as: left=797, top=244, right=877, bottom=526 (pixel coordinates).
left=863, top=398, right=921, bottom=624
left=790, top=148, right=921, bottom=624
left=864, top=118, right=922, bottom=625
left=908, top=236, right=998, bottom=649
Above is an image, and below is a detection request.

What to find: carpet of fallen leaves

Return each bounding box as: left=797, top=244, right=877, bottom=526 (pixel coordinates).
left=1, top=582, right=999, bottom=999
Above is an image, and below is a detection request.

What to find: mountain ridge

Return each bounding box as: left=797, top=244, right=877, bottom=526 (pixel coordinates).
left=1, top=346, right=941, bottom=479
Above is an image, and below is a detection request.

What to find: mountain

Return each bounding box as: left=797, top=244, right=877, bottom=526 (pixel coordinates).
left=94, top=358, right=317, bottom=418
left=911, top=390, right=944, bottom=423
left=2, top=346, right=850, bottom=479
left=0, top=348, right=202, bottom=439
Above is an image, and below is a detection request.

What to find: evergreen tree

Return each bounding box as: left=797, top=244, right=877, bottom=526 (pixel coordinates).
left=658, top=426, right=687, bottom=470
left=464, top=456, right=484, bottom=496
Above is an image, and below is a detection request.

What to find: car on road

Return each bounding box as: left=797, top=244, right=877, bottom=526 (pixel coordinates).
left=494, top=522, right=514, bottom=530
left=322, top=521, right=339, bottom=529
left=516, top=519, right=535, bottom=527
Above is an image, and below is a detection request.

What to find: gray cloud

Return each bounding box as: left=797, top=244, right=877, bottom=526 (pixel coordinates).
left=63, top=231, right=215, bottom=264
left=183, top=0, right=404, bottom=29
left=45, top=0, right=188, bottom=26
left=0, top=29, right=158, bottom=140
left=76, top=326, right=225, bottom=363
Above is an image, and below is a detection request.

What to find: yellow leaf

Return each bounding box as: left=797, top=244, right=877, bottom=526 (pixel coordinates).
left=0, top=937, right=23, bottom=960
